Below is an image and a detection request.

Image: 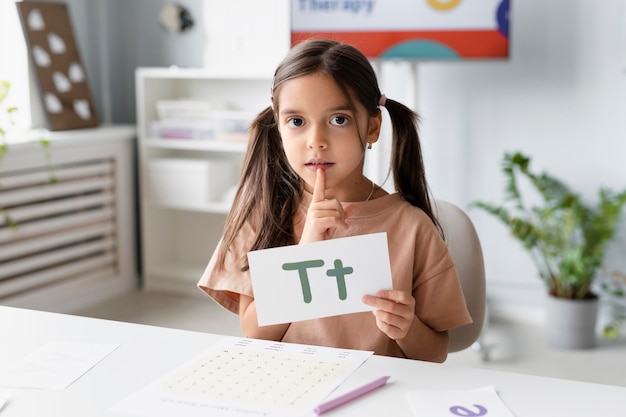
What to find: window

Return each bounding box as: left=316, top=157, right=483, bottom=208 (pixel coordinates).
left=0, top=0, right=32, bottom=129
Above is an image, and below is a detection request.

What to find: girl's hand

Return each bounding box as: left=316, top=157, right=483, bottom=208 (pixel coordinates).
left=299, top=168, right=355, bottom=244
left=239, top=294, right=290, bottom=341
left=362, top=289, right=416, bottom=340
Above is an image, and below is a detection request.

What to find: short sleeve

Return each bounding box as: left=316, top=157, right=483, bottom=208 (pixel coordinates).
left=197, top=225, right=256, bottom=314
left=414, top=262, right=473, bottom=332
left=410, top=219, right=473, bottom=332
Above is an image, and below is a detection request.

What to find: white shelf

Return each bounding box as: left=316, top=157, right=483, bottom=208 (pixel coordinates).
left=136, top=68, right=270, bottom=292
left=136, top=66, right=271, bottom=81
left=146, top=138, right=247, bottom=152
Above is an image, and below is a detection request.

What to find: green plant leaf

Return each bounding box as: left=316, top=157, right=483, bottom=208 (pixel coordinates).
left=0, top=81, right=9, bottom=103
left=471, top=151, right=626, bottom=305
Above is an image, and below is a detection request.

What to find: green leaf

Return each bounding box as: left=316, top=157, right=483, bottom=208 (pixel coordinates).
left=471, top=151, right=626, bottom=303
left=0, top=81, right=9, bottom=103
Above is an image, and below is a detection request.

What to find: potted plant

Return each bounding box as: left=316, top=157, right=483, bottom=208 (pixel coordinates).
left=0, top=80, right=18, bottom=226
left=0, top=81, right=18, bottom=157
left=472, top=152, right=626, bottom=348
left=593, top=268, right=626, bottom=340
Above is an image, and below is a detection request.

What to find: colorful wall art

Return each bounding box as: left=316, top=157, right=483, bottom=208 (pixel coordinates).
left=291, top=0, right=510, bottom=60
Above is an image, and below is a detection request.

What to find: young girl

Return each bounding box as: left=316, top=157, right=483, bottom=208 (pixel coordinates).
left=198, top=39, right=471, bottom=363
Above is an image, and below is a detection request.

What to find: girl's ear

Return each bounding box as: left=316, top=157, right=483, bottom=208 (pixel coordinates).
left=367, top=111, right=383, bottom=145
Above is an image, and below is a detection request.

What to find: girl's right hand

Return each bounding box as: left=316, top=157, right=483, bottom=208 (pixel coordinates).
left=299, top=168, right=354, bottom=244
left=239, top=294, right=290, bottom=341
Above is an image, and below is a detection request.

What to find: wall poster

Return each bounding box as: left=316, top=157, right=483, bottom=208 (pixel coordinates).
left=291, top=0, right=510, bottom=60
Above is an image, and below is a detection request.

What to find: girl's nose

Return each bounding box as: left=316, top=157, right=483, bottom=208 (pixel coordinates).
left=307, top=125, right=328, bottom=149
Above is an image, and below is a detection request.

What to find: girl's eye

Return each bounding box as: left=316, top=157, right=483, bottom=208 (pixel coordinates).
left=287, top=117, right=304, bottom=128
left=330, top=116, right=349, bottom=126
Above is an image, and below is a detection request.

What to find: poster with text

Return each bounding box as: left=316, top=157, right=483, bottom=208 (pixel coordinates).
left=292, top=0, right=510, bottom=60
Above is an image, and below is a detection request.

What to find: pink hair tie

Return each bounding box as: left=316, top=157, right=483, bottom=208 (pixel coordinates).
left=378, top=94, right=387, bottom=107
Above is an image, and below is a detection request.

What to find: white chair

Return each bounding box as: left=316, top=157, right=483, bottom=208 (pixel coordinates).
left=433, top=200, right=487, bottom=353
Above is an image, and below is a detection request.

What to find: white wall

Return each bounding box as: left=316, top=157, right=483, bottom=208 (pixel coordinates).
left=415, top=0, right=626, bottom=319
left=24, top=0, right=208, bottom=124
left=59, top=0, right=288, bottom=124
left=0, top=1, right=30, bottom=127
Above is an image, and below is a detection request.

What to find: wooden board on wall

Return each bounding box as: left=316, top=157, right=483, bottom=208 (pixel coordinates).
left=16, top=1, right=98, bottom=131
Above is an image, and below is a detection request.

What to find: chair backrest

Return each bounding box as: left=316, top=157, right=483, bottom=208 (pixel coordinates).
left=433, top=200, right=486, bottom=353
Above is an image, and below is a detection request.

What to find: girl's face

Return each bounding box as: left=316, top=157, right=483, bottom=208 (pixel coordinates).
left=276, top=72, right=381, bottom=201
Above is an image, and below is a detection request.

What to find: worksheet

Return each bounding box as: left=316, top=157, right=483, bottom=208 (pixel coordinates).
left=113, top=337, right=373, bottom=417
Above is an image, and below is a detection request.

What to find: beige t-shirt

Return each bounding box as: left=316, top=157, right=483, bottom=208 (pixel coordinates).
left=198, top=193, right=472, bottom=358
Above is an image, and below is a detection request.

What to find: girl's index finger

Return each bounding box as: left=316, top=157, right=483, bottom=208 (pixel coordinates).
left=312, top=168, right=326, bottom=202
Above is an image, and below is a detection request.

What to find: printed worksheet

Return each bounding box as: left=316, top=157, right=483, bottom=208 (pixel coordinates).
left=112, top=337, right=373, bottom=417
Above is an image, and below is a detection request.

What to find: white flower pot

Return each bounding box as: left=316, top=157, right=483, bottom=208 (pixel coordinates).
left=545, top=295, right=598, bottom=349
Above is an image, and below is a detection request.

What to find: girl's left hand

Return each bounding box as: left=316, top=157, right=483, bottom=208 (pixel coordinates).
left=362, top=290, right=416, bottom=340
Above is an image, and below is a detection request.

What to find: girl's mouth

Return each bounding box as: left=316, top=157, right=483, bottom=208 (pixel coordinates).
left=305, top=161, right=334, bottom=171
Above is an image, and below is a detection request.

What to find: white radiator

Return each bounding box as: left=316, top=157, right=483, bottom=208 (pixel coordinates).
left=0, top=159, right=119, bottom=298
left=0, top=126, right=137, bottom=312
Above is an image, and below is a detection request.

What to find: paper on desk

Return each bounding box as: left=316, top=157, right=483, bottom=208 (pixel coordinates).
left=407, top=385, right=515, bottom=417
left=0, top=390, right=9, bottom=412
left=112, top=336, right=373, bottom=417
left=0, top=341, right=119, bottom=389
left=248, top=232, right=393, bottom=326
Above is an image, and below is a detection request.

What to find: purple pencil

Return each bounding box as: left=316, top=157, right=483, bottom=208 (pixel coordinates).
left=313, top=376, right=391, bottom=415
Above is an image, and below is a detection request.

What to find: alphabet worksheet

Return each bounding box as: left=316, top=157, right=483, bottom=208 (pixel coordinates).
left=113, top=337, right=373, bottom=417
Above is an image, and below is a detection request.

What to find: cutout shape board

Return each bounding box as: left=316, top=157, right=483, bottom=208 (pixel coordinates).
left=16, top=1, right=98, bottom=130
left=248, top=232, right=393, bottom=326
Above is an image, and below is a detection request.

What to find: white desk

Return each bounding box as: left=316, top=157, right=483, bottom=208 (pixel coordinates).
left=1, top=306, right=625, bottom=416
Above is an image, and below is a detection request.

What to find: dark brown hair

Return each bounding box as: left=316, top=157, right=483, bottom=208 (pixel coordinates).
left=216, top=39, right=439, bottom=271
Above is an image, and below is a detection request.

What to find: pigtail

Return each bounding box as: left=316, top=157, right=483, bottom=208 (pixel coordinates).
left=384, top=99, right=443, bottom=235
left=216, top=106, right=301, bottom=271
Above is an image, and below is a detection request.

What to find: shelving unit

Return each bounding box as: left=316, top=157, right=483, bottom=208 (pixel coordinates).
left=135, top=67, right=270, bottom=295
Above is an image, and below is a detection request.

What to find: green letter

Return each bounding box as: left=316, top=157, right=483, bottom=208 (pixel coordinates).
left=326, top=259, right=354, bottom=300
left=282, top=260, right=325, bottom=303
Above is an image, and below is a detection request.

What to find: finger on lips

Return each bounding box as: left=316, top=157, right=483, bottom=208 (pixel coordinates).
left=313, top=168, right=325, bottom=203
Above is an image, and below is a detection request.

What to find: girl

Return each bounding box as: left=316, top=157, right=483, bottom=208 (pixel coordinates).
left=198, top=39, right=471, bottom=363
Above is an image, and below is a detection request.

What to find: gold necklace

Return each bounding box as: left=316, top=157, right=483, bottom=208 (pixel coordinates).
left=364, top=179, right=376, bottom=202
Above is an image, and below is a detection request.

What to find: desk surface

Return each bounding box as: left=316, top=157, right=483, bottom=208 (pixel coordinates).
left=1, top=306, right=625, bottom=416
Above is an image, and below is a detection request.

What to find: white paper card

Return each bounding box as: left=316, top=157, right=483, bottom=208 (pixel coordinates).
left=0, top=341, right=119, bottom=389
left=248, top=232, right=393, bottom=326
left=406, top=386, right=515, bottom=417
